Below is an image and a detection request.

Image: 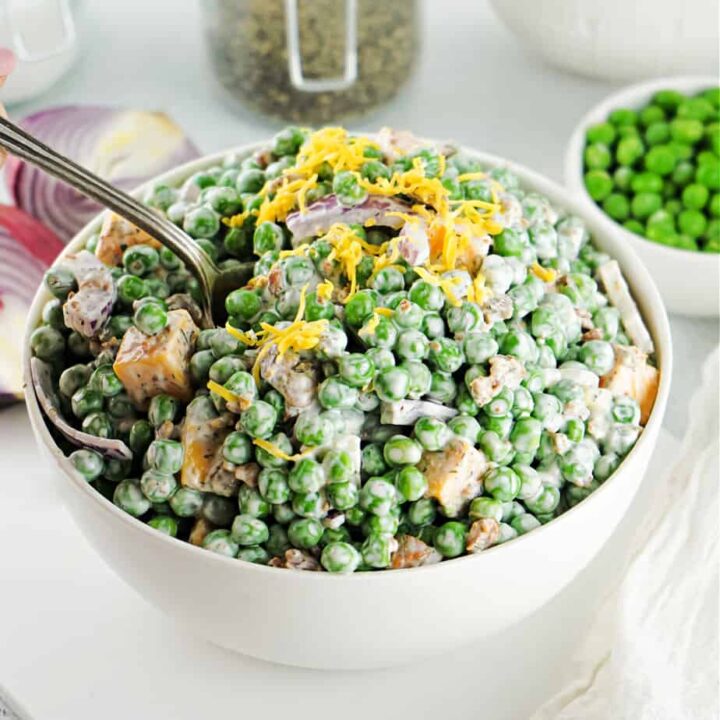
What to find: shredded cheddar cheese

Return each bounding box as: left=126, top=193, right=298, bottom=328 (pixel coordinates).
left=530, top=262, right=557, bottom=283
left=316, top=279, right=334, bottom=301
left=206, top=379, right=238, bottom=404
left=253, top=438, right=312, bottom=462
left=413, top=266, right=463, bottom=307
left=290, top=127, right=379, bottom=180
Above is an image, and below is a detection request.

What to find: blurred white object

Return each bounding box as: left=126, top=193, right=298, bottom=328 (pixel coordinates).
left=0, top=0, right=79, bottom=104
left=532, top=348, right=719, bottom=720
left=489, top=0, right=719, bottom=81
left=565, top=76, right=720, bottom=317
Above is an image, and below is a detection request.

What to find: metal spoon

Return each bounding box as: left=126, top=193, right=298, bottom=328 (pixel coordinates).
left=0, top=115, right=252, bottom=328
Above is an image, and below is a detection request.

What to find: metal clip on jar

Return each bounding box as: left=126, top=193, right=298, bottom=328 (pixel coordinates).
left=201, top=0, right=419, bottom=123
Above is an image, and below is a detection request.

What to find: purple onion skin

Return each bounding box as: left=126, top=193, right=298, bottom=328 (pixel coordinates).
left=286, top=195, right=412, bottom=241
left=5, top=106, right=201, bottom=242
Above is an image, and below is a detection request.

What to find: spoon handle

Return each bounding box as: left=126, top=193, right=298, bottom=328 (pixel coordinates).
left=0, top=114, right=216, bottom=300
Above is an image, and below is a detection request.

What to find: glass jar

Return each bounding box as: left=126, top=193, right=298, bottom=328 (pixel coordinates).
left=201, top=0, right=419, bottom=124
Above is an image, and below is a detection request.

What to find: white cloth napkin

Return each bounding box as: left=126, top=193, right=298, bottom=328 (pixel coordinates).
left=533, top=349, right=719, bottom=720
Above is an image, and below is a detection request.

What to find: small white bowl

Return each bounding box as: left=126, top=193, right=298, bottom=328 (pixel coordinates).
left=23, top=143, right=672, bottom=669
left=565, top=75, right=720, bottom=317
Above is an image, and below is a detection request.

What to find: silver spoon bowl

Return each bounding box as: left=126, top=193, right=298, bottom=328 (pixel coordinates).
left=0, top=115, right=252, bottom=328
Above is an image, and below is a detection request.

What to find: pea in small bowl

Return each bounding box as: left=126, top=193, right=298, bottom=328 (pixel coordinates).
left=565, top=75, right=720, bottom=317
left=23, top=142, right=672, bottom=670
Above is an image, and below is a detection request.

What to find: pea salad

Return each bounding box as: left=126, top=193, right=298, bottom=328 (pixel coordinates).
left=584, top=86, right=720, bottom=252
left=30, top=126, right=660, bottom=573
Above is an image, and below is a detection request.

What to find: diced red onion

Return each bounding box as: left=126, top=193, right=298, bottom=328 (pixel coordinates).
left=286, top=194, right=413, bottom=241
left=0, top=206, right=64, bottom=405
left=4, top=106, right=200, bottom=242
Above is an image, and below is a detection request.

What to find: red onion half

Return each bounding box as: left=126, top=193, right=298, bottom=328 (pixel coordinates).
left=4, top=106, right=200, bottom=242
left=0, top=205, right=64, bottom=405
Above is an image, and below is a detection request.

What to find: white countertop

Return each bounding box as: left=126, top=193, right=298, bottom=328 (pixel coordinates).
left=0, top=1, right=717, bottom=718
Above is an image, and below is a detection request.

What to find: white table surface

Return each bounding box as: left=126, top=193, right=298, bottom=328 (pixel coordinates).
left=0, top=1, right=717, bottom=718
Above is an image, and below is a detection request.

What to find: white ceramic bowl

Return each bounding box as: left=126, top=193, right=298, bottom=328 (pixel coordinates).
left=489, top=0, right=719, bottom=81
left=565, top=76, right=720, bottom=317
left=23, top=143, right=672, bottom=669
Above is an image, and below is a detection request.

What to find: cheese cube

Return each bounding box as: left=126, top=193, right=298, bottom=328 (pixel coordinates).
left=113, top=309, right=198, bottom=409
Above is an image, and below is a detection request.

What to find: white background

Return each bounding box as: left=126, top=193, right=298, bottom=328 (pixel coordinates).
left=0, top=1, right=717, bottom=718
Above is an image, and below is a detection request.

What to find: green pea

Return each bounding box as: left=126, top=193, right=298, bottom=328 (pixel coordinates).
left=383, top=435, right=423, bottom=467
left=615, top=136, right=644, bottom=166
left=183, top=205, right=220, bottom=239
left=288, top=457, right=325, bottom=493
left=288, top=518, right=324, bottom=549
left=30, top=325, right=65, bottom=361
left=360, top=159, right=392, bottom=182
left=133, top=302, right=167, bottom=335
left=696, top=160, right=720, bottom=190
left=140, top=469, right=177, bottom=503
left=584, top=143, right=612, bottom=170
left=344, top=289, right=377, bottom=328
left=323, top=450, right=354, bottom=484
left=670, top=118, right=704, bottom=144
left=510, top=417, right=542, bottom=455
left=644, top=121, right=671, bottom=146
left=469, top=496, right=504, bottom=522
left=148, top=515, right=178, bottom=537
left=333, top=170, right=367, bottom=207
left=318, top=377, right=359, bottom=410
left=407, top=497, right=436, bottom=526
left=338, top=353, right=375, bottom=388
left=69, top=449, right=104, bottom=482
left=645, top=145, right=676, bottom=175
left=321, top=541, right=361, bottom=573
left=602, top=193, right=631, bottom=221
left=434, top=521, right=467, bottom=558
left=291, top=490, right=326, bottom=519
left=680, top=182, right=709, bottom=211
left=411, top=417, right=449, bottom=452
left=147, top=394, right=177, bottom=428
left=609, top=108, right=638, bottom=126
left=631, top=192, right=663, bottom=219
left=231, top=514, right=270, bottom=546
left=327, top=481, right=359, bottom=510
left=622, top=219, right=643, bottom=236
left=361, top=532, right=396, bottom=568
left=239, top=401, right=277, bottom=439
left=114, top=478, right=151, bottom=517
left=359, top=478, right=397, bottom=516
left=202, top=529, right=239, bottom=557
left=70, top=386, right=103, bottom=420
left=255, top=468, right=290, bottom=504
left=579, top=340, right=615, bottom=375
left=58, top=364, right=91, bottom=398
left=607, top=169, right=630, bottom=195
left=678, top=209, right=707, bottom=238
left=612, top=395, right=641, bottom=424
left=169, top=487, right=204, bottom=517
left=225, top=288, right=261, bottom=320
left=393, top=329, right=428, bottom=362
left=408, top=279, right=445, bottom=311
left=146, top=439, right=184, bottom=475
left=584, top=170, right=613, bottom=201
left=375, top=366, right=410, bottom=402
left=484, top=466, right=521, bottom=502
left=586, top=122, right=616, bottom=145
left=294, top=411, right=333, bottom=447
left=45, top=266, right=77, bottom=300
left=427, top=371, right=457, bottom=405
left=122, top=244, right=159, bottom=276
left=394, top=466, right=427, bottom=502
left=511, top=513, right=541, bottom=535
left=395, top=361, right=428, bottom=401
left=444, top=301, right=482, bottom=336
